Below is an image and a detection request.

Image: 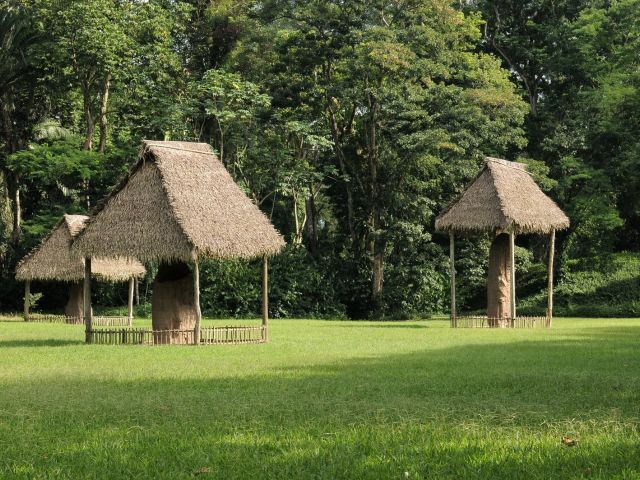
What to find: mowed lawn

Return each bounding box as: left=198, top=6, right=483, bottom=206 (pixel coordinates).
left=0, top=317, right=639, bottom=479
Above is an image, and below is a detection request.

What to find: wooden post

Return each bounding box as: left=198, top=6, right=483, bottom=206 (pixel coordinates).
left=134, top=277, right=139, bottom=305
left=84, top=257, right=92, bottom=343
left=127, top=276, right=134, bottom=326
left=23, top=281, right=30, bottom=321
left=547, top=229, right=556, bottom=327
left=509, top=231, right=516, bottom=321
left=449, top=232, right=456, bottom=327
left=193, top=257, right=202, bottom=345
left=262, top=255, right=269, bottom=342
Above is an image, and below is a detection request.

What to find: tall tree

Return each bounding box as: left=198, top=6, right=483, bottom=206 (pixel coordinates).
left=0, top=5, right=44, bottom=246
left=237, top=0, right=527, bottom=316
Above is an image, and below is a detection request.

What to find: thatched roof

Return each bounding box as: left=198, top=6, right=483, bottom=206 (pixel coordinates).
left=16, top=214, right=146, bottom=282
left=72, top=141, right=285, bottom=262
left=435, top=157, right=570, bottom=234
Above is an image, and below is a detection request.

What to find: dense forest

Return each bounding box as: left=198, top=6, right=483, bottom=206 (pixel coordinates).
left=1, top=0, right=639, bottom=319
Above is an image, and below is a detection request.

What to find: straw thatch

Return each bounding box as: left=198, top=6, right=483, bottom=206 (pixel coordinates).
left=72, top=141, right=285, bottom=262
left=435, top=157, right=570, bottom=234
left=16, top=214, right=145, bottom=282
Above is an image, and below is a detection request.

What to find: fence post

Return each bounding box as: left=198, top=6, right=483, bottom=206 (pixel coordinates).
left=84, top=257, right=92, bottom=344
left=449, top=232, right=456, bottom=327
left=127, top=276, right=134, bottom=327
left=193, top=256, right=202, bottom=345
left=547, top=229, right=555, bottom=327
left=23, top=281, right=30, bottom=321
left=509, top=232, right=516, bottom=322
left=262, top=255, right=269, bottom=342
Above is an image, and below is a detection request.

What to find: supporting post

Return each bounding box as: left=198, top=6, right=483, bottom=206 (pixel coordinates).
left=509, top=231, right=516, bottom=322
left=547, top=229, right=556, bottom=327
left=449, top=232, right=456, bottom=327
left=84, top=257, right=92, bottom=343
left=127, top=276, right=134, bottom=327
left=134, top=277, right=139, bottom=305
left=262, top=255, right=269, bottom=342
left=23, top=281, right=30, bottom=321
left=193, top=257, right=202, bottom=345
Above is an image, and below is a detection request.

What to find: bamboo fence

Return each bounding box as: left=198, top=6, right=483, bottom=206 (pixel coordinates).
left=25, top=314, right=131, bottom=326
left=451, top=316, right=550, bottom=328
left=88, top=325, right=266, bottom=345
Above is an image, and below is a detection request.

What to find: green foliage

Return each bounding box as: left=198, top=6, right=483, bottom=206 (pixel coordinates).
left=199, top=246, right=345, bottom=319
left=519, top=252, right=640, bottom=317
left=1, top=0, right=639, bottom=318
left=8, top=137, right=103, bottom=187
left=26, top=291, right=42, bottom=310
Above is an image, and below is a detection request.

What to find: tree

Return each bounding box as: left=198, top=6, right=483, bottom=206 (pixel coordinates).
left=0, top=5, right=45, bottom=246
left=238, top=0, right=527, bottom=316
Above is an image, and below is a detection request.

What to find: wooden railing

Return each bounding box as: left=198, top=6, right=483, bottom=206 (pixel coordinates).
left=200, top=326, right=265, bottom=345
left=451, top=316, right=550, bottom=328
left=92, top=316, right=131, bottom=327
left=88, top=325, right=266, bottom=345
left=25, top=313, right=82, bottom=324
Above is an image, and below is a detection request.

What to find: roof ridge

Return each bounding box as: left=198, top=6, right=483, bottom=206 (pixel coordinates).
left=143, top=143, right=215, bottom=157
left=485, top=157, right=528, bottom=172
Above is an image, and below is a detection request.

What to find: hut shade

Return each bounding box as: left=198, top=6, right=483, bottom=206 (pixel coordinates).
left=16, top=214, right=146, bottom=282
left=435, top=157, right=570, bottom=234
left=72, top=141, right=286, bottom=262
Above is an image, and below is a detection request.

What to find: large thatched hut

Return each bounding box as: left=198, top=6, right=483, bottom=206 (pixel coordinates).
left=435, top=157, right=569, bottom=327
left=16, top=214, right=145, bottom=323
left=72, top=141, right=285, bottom=344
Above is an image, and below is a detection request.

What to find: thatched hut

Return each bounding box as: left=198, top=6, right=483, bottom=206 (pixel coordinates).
left=435, top=157, right=569, bottom=327
left=72, top=141, right=285, bottom=344
left=16, top=214, right=145, bottom=323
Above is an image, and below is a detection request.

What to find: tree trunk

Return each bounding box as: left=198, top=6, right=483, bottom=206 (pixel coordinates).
left=82, top=88, right=95, bottom=151
left=65, top=281, right=85, bottom=321
left=98, top=72, right=112, bottom=154
left=367, top=97, right=383, bottom=304
left=6, top=172, right=21, bottom=246
left=304, top=190, right=318, bottom=254
left=328, top=110, right=358, bottom=247
left=152, top=262, right=197, bottom=344
left=372, top=239, right=384, bottom=300
left=2, top=105, right=22, bottom=246
left=487, top=233, right=511, bottom=326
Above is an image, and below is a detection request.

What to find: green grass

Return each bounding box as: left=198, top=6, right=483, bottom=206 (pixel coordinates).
left=0, top=317, right=639, bottom=479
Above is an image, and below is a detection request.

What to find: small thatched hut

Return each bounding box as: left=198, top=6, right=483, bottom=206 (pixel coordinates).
left=72, top=141, right=285, bottom=344
left=435, top=157, right=569, bottom=327
left=16, top=214, right=145, bottom=323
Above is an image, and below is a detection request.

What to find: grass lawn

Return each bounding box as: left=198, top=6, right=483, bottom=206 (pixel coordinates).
left=0, top=317, right=639, bottom=479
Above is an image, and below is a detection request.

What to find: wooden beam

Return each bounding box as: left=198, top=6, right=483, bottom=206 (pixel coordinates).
left=449, top=232, right=456, bottom=327
left=23, top=281, right=30, bottom=321
left=547, top=229, right=556, bottom=327
left=262, top=255, right=269, bottom=342
left=194, top=257, right=202, bottom=345
left=84, top=257, right=92, bottom=343
left=127, top=276, right=134, bottom=326
left=134, top=277, right=139, bottom=305
left=509, top=231, right=516, bottom=321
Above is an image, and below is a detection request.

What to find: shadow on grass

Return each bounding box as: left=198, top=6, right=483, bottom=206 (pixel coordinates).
left=0, top=338, right=85, bottom=348
left=1, top=325, right=639, bottom=479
